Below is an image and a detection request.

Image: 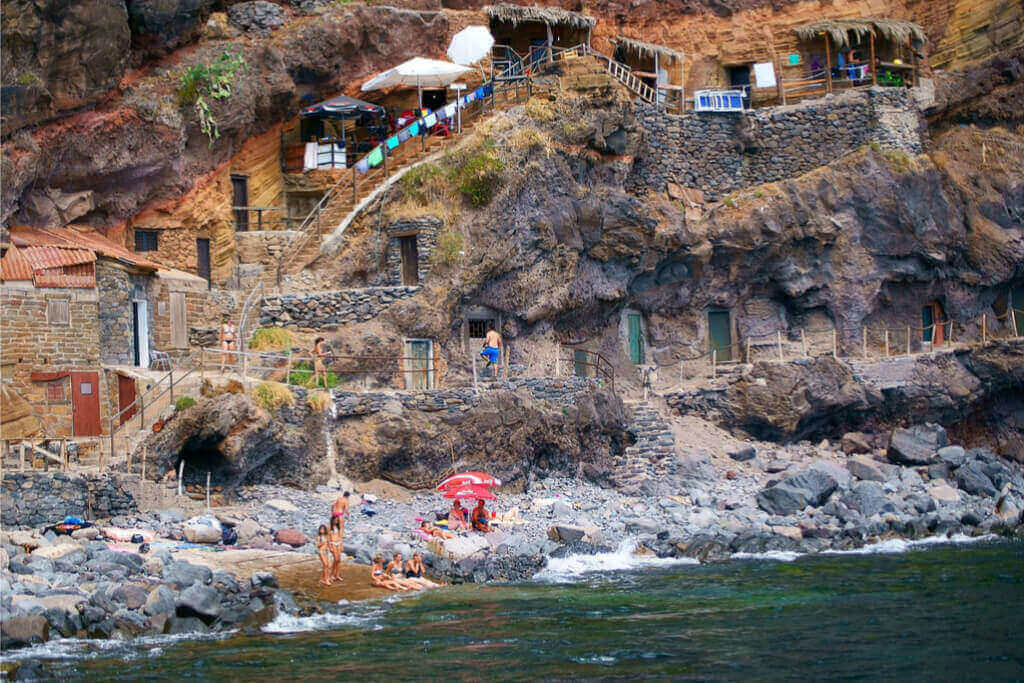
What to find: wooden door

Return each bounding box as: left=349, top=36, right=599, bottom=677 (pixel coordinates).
left=1013, top=286, right=1024, bottom=336
left=196, top=238, right=211, bottom=284
left=71, top=372, right=101, bottom=436
left=627, top=313, right=644, bottom=364
left=923, top=302, right=945, bottom=346
left=400, top=235, right=419, bottom=285
left=708, top=310, right=732, bottom=362
left=170, top=292, right=188, bottom=348
left=405, top=340, right=432, bottom=389
left=117, top=374, right=136, bottom=426
left=231, top=175, right=249, bottom=231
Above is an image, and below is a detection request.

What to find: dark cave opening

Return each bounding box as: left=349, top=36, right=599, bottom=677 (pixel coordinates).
left=177, top=435, right=236, bottom=489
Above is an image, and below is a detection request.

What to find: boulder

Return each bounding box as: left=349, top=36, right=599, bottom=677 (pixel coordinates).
left=168, top=616, right=210, bottom=635
left=784, top=468, right=839, bottom=506
left=32, top=543, right=83, bottom=560
left=250, top=571, right=278, bottom=588
left=163, top=560, right=212, bottom=588
left=176, top=583, right=222, bottom=622
left=551, top=500, right=572, bottom=519
left=840, top=432, right=872, bottom=454
left=183, top=517, right=222, bottom=544
left=888, top=424, right=946, bottom=466
left=1, top=615, right=49, bottom=648
left=842, top=482, right=892, bottom=517
left=547, top=525, right=585, bottom=544
left=727, top=445, right=756, bottom=461
left=274, top=529, right=308, bottom=547
left=265, top=499, right=298, bottom=513
left=71, top=527, right=100, bottom=541
left=936, top=446, right=967, bottom=468
left=227, top=1, right=284, bottom=36
left=112, top=584, right=149, bottom=610
left=955, top=461, right=997, bottom=498
left=624, top=519, right=660, bottom=535
left=846, top=456, right=886, bottom=482
left=808, top=460, right=852, bottom=489
left=236, top=519, right=262, bottom=544
left=144, top=585, right=176, bottom=617
left=928, top=481, right=961, bottom=504
left=756, top=484, right=808, bottom=516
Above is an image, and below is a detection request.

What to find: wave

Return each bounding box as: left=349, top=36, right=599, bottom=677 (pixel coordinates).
left=534, top=540, right=699, bottom=582
left=261, top=597, right=399, bottom=634
left=0, top=630, right=231, bottom=663
left=731, top=533, right=998, bottom=563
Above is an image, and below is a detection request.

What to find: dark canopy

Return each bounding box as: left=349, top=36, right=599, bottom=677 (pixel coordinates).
left=301, top=94, right=385, bottom=119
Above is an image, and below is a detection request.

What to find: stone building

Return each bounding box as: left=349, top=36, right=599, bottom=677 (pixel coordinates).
left=0, top=226, right=206, bottom=439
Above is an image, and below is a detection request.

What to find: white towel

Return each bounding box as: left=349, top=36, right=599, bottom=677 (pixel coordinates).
left=753, top=62, right=776, bottom=88
left=303, top=142, right=318, bottom=171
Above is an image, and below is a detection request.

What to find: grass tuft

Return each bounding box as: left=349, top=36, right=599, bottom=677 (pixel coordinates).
left=252, top=382, right=295, bottom=411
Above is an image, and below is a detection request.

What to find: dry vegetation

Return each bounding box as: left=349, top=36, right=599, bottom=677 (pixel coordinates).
left=306, top=390, right=333, bottom=413
left=252, top=381, right=295, bottom=411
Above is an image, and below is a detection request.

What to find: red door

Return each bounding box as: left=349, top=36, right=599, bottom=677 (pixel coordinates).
left=117, top=374, right=136, bottom=426
left=71, top=372, right=102, bottom=436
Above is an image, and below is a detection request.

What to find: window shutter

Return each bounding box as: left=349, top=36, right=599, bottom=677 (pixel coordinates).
left=46, top=299, right=70, bottom=325
left=170, top=292, right=188, bottom=348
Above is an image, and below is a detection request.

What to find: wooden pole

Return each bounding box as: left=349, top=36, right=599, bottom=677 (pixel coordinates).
left=678, top=358, right=684, bottom=388
left=832, top=329, right=838, bottom=358
left=909, top=36, right=917, bottom=87
left=19, top=442, right=25, bottom=472
left=982, top=314, right=987, bottom=344
left=200, top=347, right=206, bottom=383
left=906, top=326, right=911, bottom=356
left=884, top=329, right=889, bottom=357
left=206, top=471, right=211, bottom=511
left=863, top=327, right=868, bottom=358
left=778, top=53, right=786, bottom=105
left=801, top=329, right=807, bottom=356
left=555, top=346, right=561, bottom=377
left=472, top=351, right=478, bottom=391
left=776, top=330, right=784, bottom=361
left=1012, top=308, right=1019, bottom=337
left=178, top=460, right=185, bottom=498
left=141, top=445, right=147, bottom=482
left=746, top=337, right=751, bottom=363
left=825, top=33, right=833, bottom=94
left=679, top=54, right=685, bottom=113
left=949, top=321, right=954, bottom=344
left=870, top=31, right=877, bottom=86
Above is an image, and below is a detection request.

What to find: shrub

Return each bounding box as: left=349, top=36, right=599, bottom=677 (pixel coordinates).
left=174, top=396, right=197, bottom=411
left=307, top=390, right=333, bottom=413
left=447, top=147, right=504, bottom=207
left=249, top=327, right=292, bottom=351
left=252, top=381, right=295, bottom=411
left=399, top=163, right=445, bottom=203
left=287, top=361, right=340, bottom=389
left=525, top=98, right=555, bottom=122
left=177, top=50, right=247, bottom=143
left=435, top=230, right=464, bottom=265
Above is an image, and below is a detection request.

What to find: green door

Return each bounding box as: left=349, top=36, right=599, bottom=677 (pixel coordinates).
left=406, top=340, right=432, bottom=389
left=1014, top=286, right=1024, bottom=336
left=574, top=349, right=590, bottom=378
left=921, top=305, right=935, bottom=343
left=627, top=313, right=644, bottom=364
left=708, top=310, right=732, bottom=362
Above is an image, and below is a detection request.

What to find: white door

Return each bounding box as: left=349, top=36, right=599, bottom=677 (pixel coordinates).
left=134, top=299, right=150, bottom=368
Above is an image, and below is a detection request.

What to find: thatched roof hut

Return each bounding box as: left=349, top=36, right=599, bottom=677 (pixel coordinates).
left=483, top=4, right=596, bottom=30
left=613, top=37, right=682, bottom=60
left=794, top=18, right=927, bottom=49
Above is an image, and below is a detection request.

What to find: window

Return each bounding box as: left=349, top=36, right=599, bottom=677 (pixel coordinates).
left=46, top=379, right=66, bottom=403
left=135, top=230, right=159, bottom=252
left=79, top=381, right=93, bottom=395
left=468, top=319, right=495, bottom=338
left=46, top=298, right=70, bottom=325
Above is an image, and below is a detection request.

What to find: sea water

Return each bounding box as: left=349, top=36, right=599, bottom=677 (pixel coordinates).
left=7, top=537, right=1023, bottom=680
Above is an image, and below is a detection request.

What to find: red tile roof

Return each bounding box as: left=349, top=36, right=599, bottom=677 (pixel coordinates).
left=0, top=243, right=35, bottom=282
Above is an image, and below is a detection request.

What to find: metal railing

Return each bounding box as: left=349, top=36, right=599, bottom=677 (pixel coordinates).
left=232, top=206, right=298, bottom=232
left=107, top=365, right=197, bottom=469
left=554, top=346, right=616, bottom=390
left=236, top=281, right=265, bottom=352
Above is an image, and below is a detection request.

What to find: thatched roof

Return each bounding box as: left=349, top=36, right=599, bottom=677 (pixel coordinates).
left=614, top=37, right=682, bottom=60
left=794, top=18, right=927, bottom=49
left=484, top=4, right=596, bottom=29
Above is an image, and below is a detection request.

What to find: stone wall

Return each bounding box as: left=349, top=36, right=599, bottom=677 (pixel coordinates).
left=384, top=217, right=441, bottom=287
left=235, top=230, right=300, bottom=290
left=0, top=472, right=137, bottom=528
left=631, top=88, right=924, bottom=199
left=96, top=261, right=154, bottom=366
left=259, top=286, right=421, bottom=330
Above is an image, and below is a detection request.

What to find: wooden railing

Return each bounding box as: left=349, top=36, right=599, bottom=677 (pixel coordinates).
left=232, top=206, right=296, bottom=232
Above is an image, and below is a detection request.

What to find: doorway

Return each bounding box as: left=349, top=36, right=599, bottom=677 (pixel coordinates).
left=708, top=309, right=732, bottom=362
left=400, top=235, right=419, bottom=286
left=231, top=174, right=249, bottom=231
left=169, top=292, right=188, bottom=348
left=1012, top=285, right=1024, bottom=336
left=922, top=301, right=945, bottom=346
left=71, top=372, right=101, bottom=436
left=117, top=374, right=137, bottom=426
left=627, top=312, right=644, bottom=364
left=404, top=339, right=434, bottom=389
left=574, top=349, right=592, bottom=378
left=421, top=89, right=446, bottom=111
left=133, top=300, right=150, bottom=368
left=196, top=238, right=210, bottom=284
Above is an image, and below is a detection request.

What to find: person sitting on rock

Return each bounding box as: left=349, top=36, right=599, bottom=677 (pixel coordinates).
left=386, top=552, right=423, bottom=590
left=371, top=555, right=411, bottom=591
left=471, top=499, right=491, bottom=533
left=448, top=500, right=468, bottom=531
left=405, top=551, right=440, bottom=589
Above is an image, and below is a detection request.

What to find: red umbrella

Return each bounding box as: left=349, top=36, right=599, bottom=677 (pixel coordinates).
left=436, top=471, right=502, bottom=491
left=442, top=483, right=496, bottom=500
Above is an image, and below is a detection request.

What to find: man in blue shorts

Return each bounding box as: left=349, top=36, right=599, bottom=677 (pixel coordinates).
left=480, top=325, right=503, bottom=378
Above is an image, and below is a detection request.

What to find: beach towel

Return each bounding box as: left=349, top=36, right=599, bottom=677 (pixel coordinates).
left=409, top=122, right=420, bottom=136
left=398, top=128, right=411, bottom=142
left=103, top=527, right=155, bottom=543
left=423, top=113, right=437, bottom=128
left=386, top=136, right=399, bottom=150
left=367, top=146, right=384, bottom=167
left=444, top=103, right=457, bottom=118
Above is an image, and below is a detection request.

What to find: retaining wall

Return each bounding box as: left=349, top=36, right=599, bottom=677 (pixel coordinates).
left=259, top=286, right=421, bottom=329
left=1, top=472, right=137, bottom=528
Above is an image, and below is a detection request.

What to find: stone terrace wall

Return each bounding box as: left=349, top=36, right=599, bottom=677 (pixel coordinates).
left=632, top=88, right=923, bottom=199
left=385, top=217, right=441, bottom=287
left=1, top=472, right=137, bottom=527
left=320, top=376, right=601, bottom=417
left=259, top=286, right=421, bottom=330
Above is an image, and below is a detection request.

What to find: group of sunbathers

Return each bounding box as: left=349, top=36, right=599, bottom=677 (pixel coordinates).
left=447, top=499, right=493, bottom=533
left=371, top=551, right=441, bottom=591
left=316, top=492, right=351, bottom=586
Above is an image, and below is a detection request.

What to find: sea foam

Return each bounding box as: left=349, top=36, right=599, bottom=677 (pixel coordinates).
left=533, top=540, right=699, bottom=582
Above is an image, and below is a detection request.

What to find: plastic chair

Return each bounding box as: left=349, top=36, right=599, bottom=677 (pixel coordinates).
left=150, top=350, right=172, bottom=372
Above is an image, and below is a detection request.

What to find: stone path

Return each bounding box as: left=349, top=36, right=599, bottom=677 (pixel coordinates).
left=613, top=400, right=677, bottom=493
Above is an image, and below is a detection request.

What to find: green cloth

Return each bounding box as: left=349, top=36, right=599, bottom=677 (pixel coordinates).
left=367, top=146, right=383, bottom=167
left=788, top=53, right=800, bottom=66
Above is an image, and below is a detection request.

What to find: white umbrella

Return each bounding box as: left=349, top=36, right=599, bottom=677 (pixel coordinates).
left=447, top=26, right=495, bottom=66
left=361, top=57, right=472, bottom=108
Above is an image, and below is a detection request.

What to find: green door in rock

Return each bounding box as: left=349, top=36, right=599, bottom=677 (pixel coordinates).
left=405, top=339, right=433, bottom=389
left=574, top=349, right=591, bottom=378
left=627, top=313, right=644, bottom=364
left=921, top=304, right=935, bottom=343
left=708, top=309, right=732, bottom=362
left=1014, top=285, right=1024, bottom=336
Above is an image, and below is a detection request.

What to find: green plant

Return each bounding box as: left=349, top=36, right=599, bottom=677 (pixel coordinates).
left=525, top=98, right=555, bottom=122
left=306, top=390, right=333, bottom=413
left=252, top=381, right=295, bottom=411
left=177, top=51, right=247, bottom=143
left=446, top=147, right=504, bottom=207
left=287, top=361, right=340, bottom=389
left=399, top=163, right=445, bottom=203
left=249, top=327, right=292, bottom=351
left=16, top=71, right=39, bottom=86
left=174, top=396, right=197, bottom=411
left=435, top=230, right=464, bottom=265
left=722, top=196, right=737, bottom=208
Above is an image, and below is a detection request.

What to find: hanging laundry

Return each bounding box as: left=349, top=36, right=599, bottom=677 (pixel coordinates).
left=409, top=122, right=420, bottom=136
left=423, top=113, right=437, bottom=128
left=367, top=146, right=384, bottom=167
left=444, top=103, right=457, bottom=118
left=398, top=127, right=412, bottom=142
left=386, top=136, right=399, bottom=150
left=355, top=158, right=370, bottom=174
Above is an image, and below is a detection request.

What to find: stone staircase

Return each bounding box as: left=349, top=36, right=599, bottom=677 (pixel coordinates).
left=613, top=400, right=677, bottom=493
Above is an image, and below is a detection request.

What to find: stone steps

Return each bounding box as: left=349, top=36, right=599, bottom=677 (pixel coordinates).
left=612, top=400, right=677, bottom=489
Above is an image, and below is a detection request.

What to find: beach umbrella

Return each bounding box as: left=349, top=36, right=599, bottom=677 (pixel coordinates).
left=361, top=57, right=472, bottom=108
left=436, top=471, right=502, bottom=490
left=442, top=483, right=496, bottom=500
left=447, top=26, right=495, bottom=66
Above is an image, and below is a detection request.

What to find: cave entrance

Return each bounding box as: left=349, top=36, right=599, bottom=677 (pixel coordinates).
left=1012, top=285, right=1024, bottom=336
left=922, top=301, right=945, bottom=347
left=178, top=434, right=236, bottom=489
left=707, top=309, right=733, bottom=362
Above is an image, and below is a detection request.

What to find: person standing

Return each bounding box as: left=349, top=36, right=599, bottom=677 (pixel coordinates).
left=218, top=317, right=237, bottom=372
left=312, top=337, right=328, bottom=388
left=480, top=324, right=503, bottom=378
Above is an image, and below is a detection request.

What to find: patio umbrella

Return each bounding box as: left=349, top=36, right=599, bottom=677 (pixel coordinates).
left=447, top=26, right=495, bottom=66
left=361, top=57, right=472, bottom=108
left=436, top=471, right=502, bottom=490
left=442, top=483, right=496, bottom=500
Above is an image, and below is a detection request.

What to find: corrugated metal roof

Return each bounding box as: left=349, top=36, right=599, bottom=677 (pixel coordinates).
left=19, top=245, right=96, bottom=270
left=9, top=225, right=162, bottom=272
left=33, top=262, right=96, bottom=288
left=0, top=244, right=35, bottom=281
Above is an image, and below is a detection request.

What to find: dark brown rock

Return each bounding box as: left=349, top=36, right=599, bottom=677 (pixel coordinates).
left=1, top=614, right=49, bottom=648
left=274, top=528, right=308, bottom=547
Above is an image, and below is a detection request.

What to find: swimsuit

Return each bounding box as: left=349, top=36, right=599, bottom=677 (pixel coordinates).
left=406, top=566, right=423, bottom=578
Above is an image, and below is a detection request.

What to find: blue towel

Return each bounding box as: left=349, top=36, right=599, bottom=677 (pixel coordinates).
left=386, top=136, right=399, bottom=150
left=398, top=128, right=411, bottom=142
left=355, top=158, right=370, bottom=174
left=409, top=122, right=420, bottom=136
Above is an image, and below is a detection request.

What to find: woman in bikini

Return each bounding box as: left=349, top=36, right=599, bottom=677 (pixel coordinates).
left=315, top=525, right=333, bottom=586
left=405, top=551, right=440, bottom=589
left=420, top=520, right=453, bottom=540
left=448, top=500, right=468, bottom=532
left=219, top=317, right=237, bottom=372
left=328, top=515, right=345, bottom=583
left=386, top=552, right=423, bottom=590
left=370, top=555, right=410, bottom=591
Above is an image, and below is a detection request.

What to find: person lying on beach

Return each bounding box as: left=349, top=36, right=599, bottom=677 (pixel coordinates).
left=448, top=500, right=469, bottom=531
left=405, top=552, right=440, bottom=589
left=386, top=552, right=424, bottom=590
left=371, top=555, right=411, bottom=591
left=471, top=499, right=491, bottom=533
left=328, top=516, right=345, bottom=582
left=316, top=525, right=333, bottom=587
left=418, top=520, right=453, bottom=540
